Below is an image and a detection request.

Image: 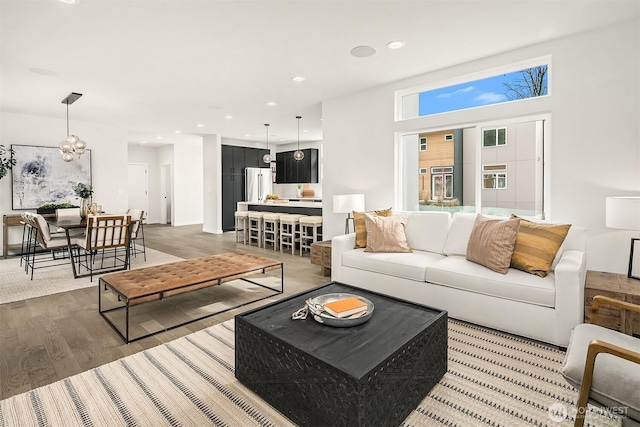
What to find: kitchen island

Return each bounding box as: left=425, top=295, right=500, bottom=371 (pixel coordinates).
left=237, top=199, right=322, bottom=216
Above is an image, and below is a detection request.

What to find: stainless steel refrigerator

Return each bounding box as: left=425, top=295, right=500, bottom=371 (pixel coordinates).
left=245, top=167, right=272, bottom=202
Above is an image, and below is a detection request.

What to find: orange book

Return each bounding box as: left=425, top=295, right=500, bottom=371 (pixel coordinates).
left=323, top=296, right=367, bottom=318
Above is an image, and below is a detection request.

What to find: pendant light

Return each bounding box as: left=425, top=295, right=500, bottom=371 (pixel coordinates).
left=262, top=123, right=272, bottom=163
left=59, top=92, right=87, bottom=162
left=293, top=115, right=304, bottom=161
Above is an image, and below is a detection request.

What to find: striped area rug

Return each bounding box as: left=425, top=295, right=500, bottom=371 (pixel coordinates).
left=0, top=319, right=622, bottom=427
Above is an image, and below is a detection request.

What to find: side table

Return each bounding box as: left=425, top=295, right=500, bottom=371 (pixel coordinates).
left=310, top=240, right=331, bottom=276
left=585, top=270, right=640, bottom=336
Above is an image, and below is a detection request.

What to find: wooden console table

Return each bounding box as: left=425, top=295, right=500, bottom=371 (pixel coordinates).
left=3, top=213, right=56, bottom=258
left=3, top=214, right=24, bottom=259
left=310, top=240, right=332, bottom=277
left=585, top=270, right=640, bottom=336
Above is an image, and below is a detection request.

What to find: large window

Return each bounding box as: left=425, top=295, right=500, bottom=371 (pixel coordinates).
left=397, top=57, right=550, bottom=121
left=400, top=116, right=546, bottom=218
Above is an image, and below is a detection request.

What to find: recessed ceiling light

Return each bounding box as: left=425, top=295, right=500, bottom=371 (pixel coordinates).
left=350, top=45, right=376, bottom=58
left=59, top=0, right=79, bottom=3
left=224, top=115, right=233, bottom=120
left=156, top=136, right=163, bottom=139
left=292, top=76, right=305, bottom=82
left=196, top=124, right=205, bottom=128
left=245, top=134, right=251, bottom=137
left=266, top=101, right=277, bottom=107
left=174, top=130, right=182, bottom=134
left=386, top=40, right=405, bottom=49
left=140, top=141, right=147, bottom=144
left=303, top=129, right=309, bottom=133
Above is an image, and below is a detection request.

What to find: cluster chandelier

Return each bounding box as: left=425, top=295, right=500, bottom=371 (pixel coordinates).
left=293, top=115, right=304, bottom=161
left=263, top=123, right=272, bottom=163
left=59, top=92, right=87, bottom=162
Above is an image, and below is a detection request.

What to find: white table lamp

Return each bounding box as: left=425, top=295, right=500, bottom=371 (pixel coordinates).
left=606, top=196, right=640, bottom=279
left=333, top=194, right=365, bottom=234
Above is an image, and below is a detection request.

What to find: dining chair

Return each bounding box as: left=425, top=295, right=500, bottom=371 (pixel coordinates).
left=56, top=207, right=81, bottom=218
left=127, top=208, right=146, bottom=261
left=25, top=213, right=75, bottom=280
left=73, top=214, right=131, bottom=281
left=54, top=207, right=84, bottom=236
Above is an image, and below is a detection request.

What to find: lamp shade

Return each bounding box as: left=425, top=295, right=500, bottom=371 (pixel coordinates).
left=333, top=194, right=365, bottom=214
left=606, top=196, right=640, bottom=230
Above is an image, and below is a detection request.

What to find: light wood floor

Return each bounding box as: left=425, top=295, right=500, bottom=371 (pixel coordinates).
left=0, top=224, right=330, bottom=400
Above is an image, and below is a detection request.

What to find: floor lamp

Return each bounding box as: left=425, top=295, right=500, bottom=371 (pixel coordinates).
left=333, top=194, right=365, bottom=234
left=606, top=196, right=640, bottom=280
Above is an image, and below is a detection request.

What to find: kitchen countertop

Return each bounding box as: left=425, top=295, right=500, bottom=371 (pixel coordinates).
left=238, top=199, right=322, bottom=209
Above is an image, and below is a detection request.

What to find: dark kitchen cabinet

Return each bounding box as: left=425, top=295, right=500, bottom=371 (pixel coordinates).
left=244, top=148, right=272, bottom=168
left=221, top=145, right=275, bottom=231
left=275, top=149, right=318, bottom=183
left=222, top=173, right=244, bottom=231
left=222, top=145, right=246, bottom=174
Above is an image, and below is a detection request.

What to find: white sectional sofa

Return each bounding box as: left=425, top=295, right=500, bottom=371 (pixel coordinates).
left=331, top=211, right=587, bottom=347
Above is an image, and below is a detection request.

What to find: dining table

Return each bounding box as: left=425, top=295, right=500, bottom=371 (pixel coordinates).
left=46, top=217, right=87, bottom=279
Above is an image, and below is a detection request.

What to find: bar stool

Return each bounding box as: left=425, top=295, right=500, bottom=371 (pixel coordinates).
left=262, top=212, right=282, bottom=251
left=234, top=211, right=249, bottom=244
left=279, top=214, right=305, bottom=255
left=299, top=216, right=323, bottom=256
left=247, top=211, right=266, bottom=248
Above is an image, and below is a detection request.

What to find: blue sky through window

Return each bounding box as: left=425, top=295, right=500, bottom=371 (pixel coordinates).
left=418, top=66, right=548, bottom=116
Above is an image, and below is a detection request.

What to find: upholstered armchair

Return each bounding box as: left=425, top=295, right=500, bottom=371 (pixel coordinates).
left=560, top=295, right=640, bottom=426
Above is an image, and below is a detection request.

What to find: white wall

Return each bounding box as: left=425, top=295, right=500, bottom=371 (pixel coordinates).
left=0, top=111, right=128, bottom=255
left=172, top=138, right=204, bottom=227
left=322, top=18, right=640, bottom=274
left=202, top=134, right=222, bottom=234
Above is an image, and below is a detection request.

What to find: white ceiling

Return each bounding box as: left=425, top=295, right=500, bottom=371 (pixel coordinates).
left=1, top=0, right=638, bottom=147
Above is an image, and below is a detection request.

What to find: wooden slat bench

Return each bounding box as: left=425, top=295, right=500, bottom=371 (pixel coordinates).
left=98, top=252, right=283, bottom=343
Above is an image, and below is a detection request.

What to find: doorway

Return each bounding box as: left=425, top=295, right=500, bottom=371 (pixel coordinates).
left=160, top=163, right=172, bottom=225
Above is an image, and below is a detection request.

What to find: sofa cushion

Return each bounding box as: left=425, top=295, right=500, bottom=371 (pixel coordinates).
left=364, top=214, right=412, bottom=253
left=403, top=211, right=450, bottom=255
left=466, top=214, right=520, bottom=274
left=353, top=208, right=393, bottom=248
left=560, top=323, right=640, bottom=421
left=510, top=216, right=571, bottom=277
left=342, top=249, right=445, bottom=282
left=443, top=212, right=478, bottom=256
left=426, top=256, right=556, bottom=307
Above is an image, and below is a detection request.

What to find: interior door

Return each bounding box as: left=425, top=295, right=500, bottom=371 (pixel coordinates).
left=161, top=163, right=172, bottom=225
left=127, top=163, right=149, bottom=215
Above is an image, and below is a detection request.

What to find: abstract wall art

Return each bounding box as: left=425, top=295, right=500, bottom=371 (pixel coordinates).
left=11, top=144, right=92, bottom=209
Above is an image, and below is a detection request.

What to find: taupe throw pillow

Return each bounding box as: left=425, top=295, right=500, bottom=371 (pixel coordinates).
left=466, top=214, right=520, bottom=274
left=363, top=213, right=412, bottom=253
left=353, top=208, right=393, bottom=248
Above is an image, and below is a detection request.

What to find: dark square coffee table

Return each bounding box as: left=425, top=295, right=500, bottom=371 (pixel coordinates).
left=235, top=282, right=447, bottom=426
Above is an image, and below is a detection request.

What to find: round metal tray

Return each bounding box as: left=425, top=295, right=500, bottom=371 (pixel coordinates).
left=306, top=293, right=374, bottom=327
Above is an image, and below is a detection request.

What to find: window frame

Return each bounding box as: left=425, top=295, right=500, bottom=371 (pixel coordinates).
left=394, top=55, right=552, bottom=121
left=483, top=127, right=507, bottom=147
left=394, top=112, right=551, bottom=218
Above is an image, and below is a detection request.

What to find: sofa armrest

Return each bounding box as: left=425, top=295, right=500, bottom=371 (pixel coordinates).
left=331, top=233, right=356, bottom=282
left=554, top=249, right=588, bottom=346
